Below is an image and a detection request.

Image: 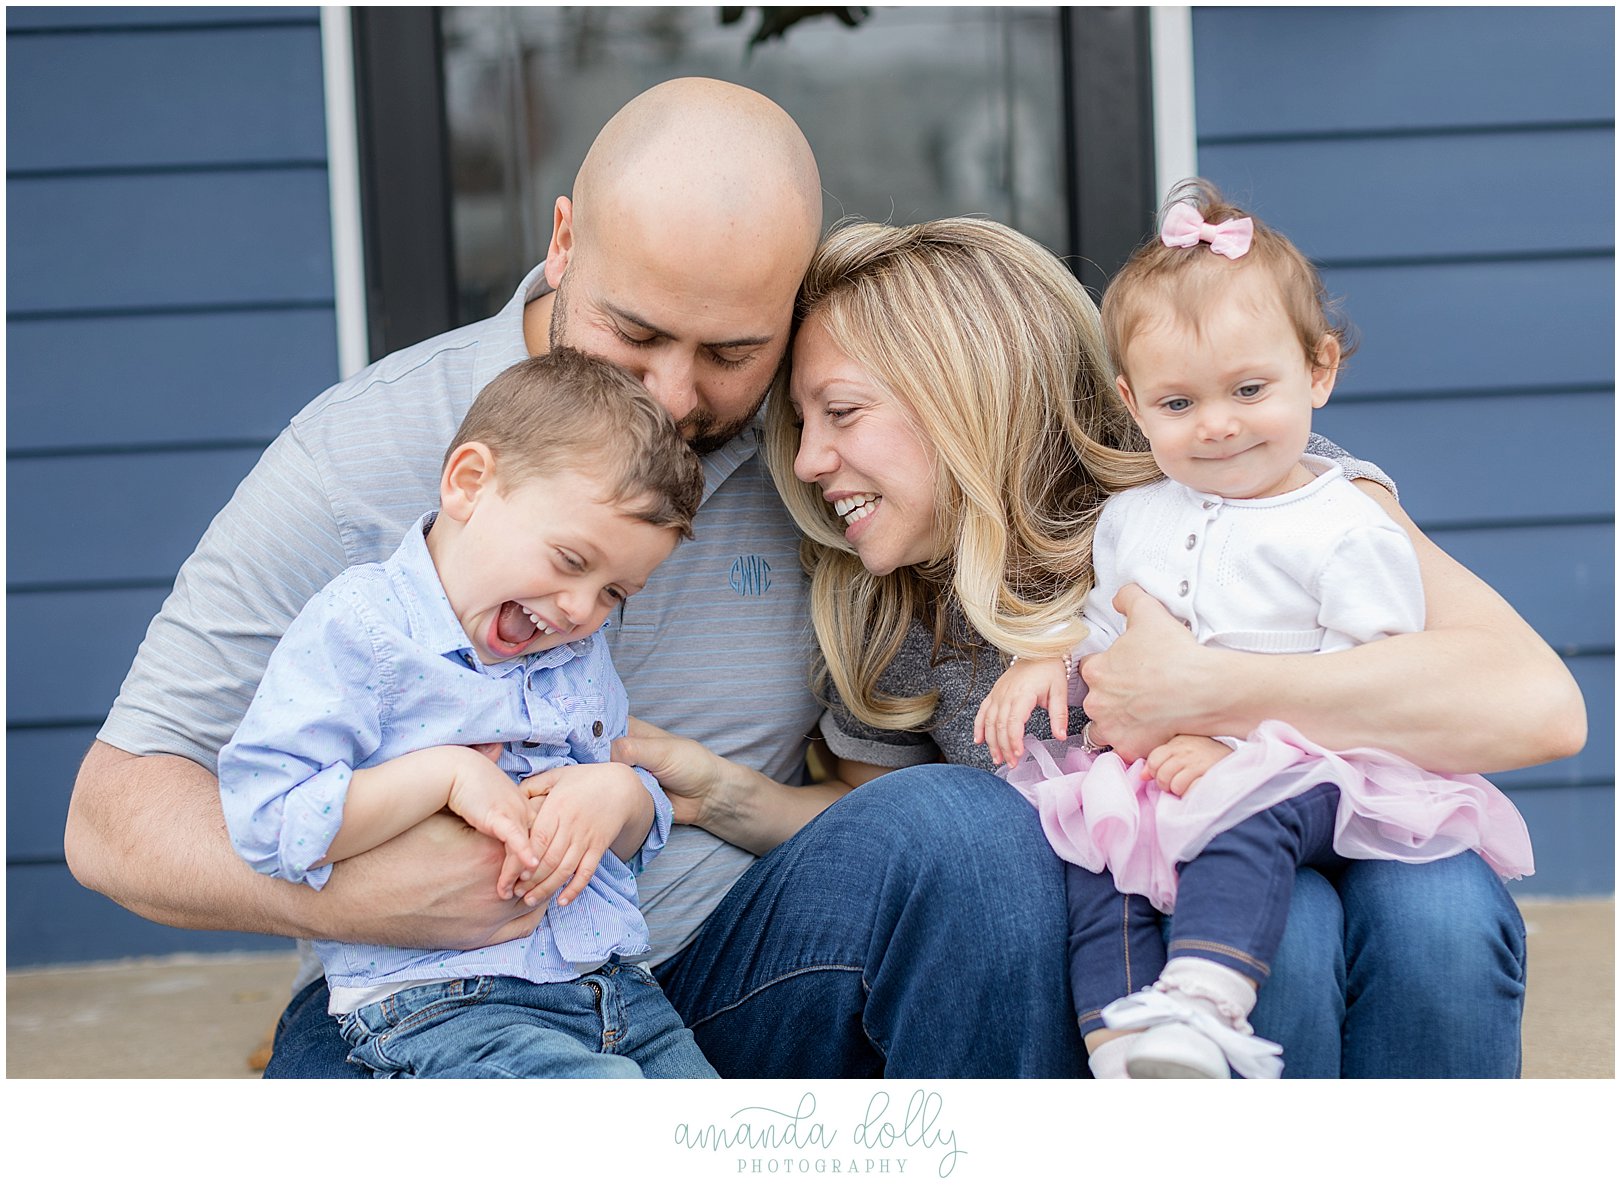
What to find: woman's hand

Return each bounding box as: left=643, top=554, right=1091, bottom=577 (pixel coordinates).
left=612, top=717, right=852, bottom=855
left=1079, top=584, right=1220, bottom=761
left=612, top=716, right=732, bottom=830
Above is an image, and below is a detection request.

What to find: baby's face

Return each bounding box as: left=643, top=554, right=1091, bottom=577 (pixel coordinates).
left=441, top=468, right=678, bottom=665
left=1117, top=269, right=1335, bottom=501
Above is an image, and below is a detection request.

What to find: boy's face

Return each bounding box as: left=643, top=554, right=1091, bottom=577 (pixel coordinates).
left=438, top=467, right=680, bottom=666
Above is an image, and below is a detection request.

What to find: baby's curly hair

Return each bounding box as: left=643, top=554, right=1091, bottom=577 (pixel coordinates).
left=1101, top=178, right=1358, bottom=378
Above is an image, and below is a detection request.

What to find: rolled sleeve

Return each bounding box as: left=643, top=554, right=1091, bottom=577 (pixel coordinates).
left=818, top=706, right=939, bottom=770
left=217, top=581, right=385, bottom=890
left=629, top=765, right=673, bottom=873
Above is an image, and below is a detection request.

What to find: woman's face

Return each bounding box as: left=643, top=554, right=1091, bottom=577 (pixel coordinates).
left=788, top=311, right=939, bottom=576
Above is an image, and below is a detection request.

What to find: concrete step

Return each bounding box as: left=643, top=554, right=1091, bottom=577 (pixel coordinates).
left=6, top=898, right=1611, bottom=1078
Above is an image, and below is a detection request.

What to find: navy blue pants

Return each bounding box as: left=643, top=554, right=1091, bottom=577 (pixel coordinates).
left=1068, top=782, right=1344, bottom=1034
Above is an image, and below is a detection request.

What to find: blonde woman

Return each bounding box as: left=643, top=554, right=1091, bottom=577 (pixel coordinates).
left=633, top=217, right=1578, bottom=1076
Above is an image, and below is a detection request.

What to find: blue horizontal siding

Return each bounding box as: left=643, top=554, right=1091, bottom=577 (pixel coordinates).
left=1195, top=7, right=1614, bottom=137
left=7, top=588, right=172, bottom=724
left=1195, top=4, right=1613, bottom=897
left=6, top=7, right=317, bottom=32
left=1504, top=785, right=1616, bottom=897
left=1313, top=392, right=1612, bottom=526
left=7, top=26, right=327, bottom=171
left=1425, top=525, right=1612, bottom=655
left=8, top=864, right=294, bottom=968
left=8, top=309, right=336, bottom=452
left=6, top=6, right=342, bottom=968
left=8, top=449, right=266, bottom=587
left=8, top=170, right=334, bottom=314
left=8, top=726, right=100, bottom=859
left=1318, top=257, right=1613, bottom=397
left=1199, top=128, right=1613, bottom=261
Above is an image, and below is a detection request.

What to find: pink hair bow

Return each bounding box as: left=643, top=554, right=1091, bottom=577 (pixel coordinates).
left=1160, top=201, right=1254, bottom=259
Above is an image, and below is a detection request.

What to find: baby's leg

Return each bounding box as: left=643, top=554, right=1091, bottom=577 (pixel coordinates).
left=1124, top=782, right=1342, bottom=1078
left=1168, top=782, right=1342, bottom=982
left=1065, top=862, right=1164, bottom=1076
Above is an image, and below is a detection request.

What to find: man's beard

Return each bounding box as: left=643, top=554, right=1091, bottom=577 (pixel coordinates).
left=550, top=274, right=769, bottom=455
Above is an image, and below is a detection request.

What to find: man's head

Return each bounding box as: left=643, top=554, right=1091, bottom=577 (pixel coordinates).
left=432, top=350, right=704, bottom=664
left=539, top=78, right=823, bottom=454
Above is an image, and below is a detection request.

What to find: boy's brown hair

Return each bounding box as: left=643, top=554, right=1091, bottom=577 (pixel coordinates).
left=1101, top=178, right=1359, bottom=378
left=446, top=347, right=703, bottom=537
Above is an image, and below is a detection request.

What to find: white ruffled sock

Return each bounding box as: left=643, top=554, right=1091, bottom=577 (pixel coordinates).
left=1157, top=955, right=1258, bottom=1029
left=1086, top=1033, right=1136, bottom=1080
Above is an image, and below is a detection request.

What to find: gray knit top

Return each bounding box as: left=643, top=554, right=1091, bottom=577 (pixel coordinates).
left=819, top=439, right=1393, bottom=772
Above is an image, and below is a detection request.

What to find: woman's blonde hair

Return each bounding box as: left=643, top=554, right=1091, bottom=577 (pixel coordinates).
left=763, top=217, right=1161, bottom=730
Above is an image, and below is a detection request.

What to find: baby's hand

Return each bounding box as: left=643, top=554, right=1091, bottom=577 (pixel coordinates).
left=444, top=752, right=541, bottom=899
left=511, top=763, right=652, bottom=910
left=1143, top=735, right=1234, bottom=797
left=974, top=657, right=1071, bottom=767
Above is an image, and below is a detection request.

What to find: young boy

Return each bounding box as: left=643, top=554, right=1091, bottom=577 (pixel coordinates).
left=219, top=348, right=714, bottom=1078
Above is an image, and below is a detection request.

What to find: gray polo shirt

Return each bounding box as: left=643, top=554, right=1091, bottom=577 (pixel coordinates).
left=102, top=263, right=821, bottom=968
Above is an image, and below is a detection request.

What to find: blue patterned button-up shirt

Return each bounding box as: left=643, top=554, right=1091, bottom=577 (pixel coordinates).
left=219, top=513, right=671, bottom=999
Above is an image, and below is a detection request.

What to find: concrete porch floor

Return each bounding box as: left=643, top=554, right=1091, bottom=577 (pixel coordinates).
left=6, top=897, right=1613, bottom=1078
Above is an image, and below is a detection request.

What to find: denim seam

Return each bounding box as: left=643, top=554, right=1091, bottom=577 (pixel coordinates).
left=857, top=973, right=890, bottom=1063
left=375, top=977, right=491, bottom=1029
left=1168, top=938, right=1271, bottom=979
left=1121, top=895, right=1135, bottom=995
left=684, top=963, right=866, bottom=1030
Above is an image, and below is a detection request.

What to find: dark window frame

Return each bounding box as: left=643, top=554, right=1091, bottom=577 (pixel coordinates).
left=352, top=6, right=1156, bottom=355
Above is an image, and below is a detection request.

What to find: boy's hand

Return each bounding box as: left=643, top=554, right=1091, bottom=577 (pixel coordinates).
left=511, top=763, right=652, bottom=910
left=1143, top=735, right=1234, bottom=797
left=974, top=657, right=1070, bottom=767
left=444, top=750, right=541, bottom=900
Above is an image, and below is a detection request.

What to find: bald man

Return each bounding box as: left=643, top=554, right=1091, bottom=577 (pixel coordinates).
left=67, top=79, right=1084, bottom=1077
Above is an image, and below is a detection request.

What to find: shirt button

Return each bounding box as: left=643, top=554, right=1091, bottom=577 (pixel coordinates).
left=1181, top=619, right=1192, bottom=629
left=1202, top=500, right=1215, bottom=510
left=1178, top=580, right=1190, bottom=597
left=1185, top=533, right=1197, bottom=549
left=592, top=720, right=604, bottom=738
left=523, top=741, right=538, bottom=749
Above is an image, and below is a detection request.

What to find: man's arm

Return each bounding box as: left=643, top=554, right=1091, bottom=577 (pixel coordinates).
left=1078, top=480, right=1587, bottom=772
left=66, top=742, right=545, bottom=949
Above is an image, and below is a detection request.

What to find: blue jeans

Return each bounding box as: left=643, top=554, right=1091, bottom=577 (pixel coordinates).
left=264, top=763, right=1526, bottom=1078
left=336, top=965, right=716, bottom=1078
left=1069, top=783, right=1344, bottom=1031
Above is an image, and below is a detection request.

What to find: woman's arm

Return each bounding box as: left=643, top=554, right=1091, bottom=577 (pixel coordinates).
left=612, top=719, right=857, bottom=855
left=1078, top=479, right=1586, bottom=773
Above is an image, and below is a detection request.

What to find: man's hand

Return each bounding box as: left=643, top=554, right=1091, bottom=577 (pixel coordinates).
left=319, top=812, right=547, bottom=950
left=510, top=762, right=653, bottom=909
left=1143, top=734, right=1234, bottom=796
left=1079, top=584, right=1216, bottom=761
left=974, top=657, right=1070, bottom=766
left=612, top=716, right=732, bottom=829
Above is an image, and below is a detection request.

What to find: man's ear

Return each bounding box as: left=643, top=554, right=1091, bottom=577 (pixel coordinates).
left=1310, top=335, right=1341, bottom=409
left=440, top=442, right=498, bottom=524
left=543, top=196, right=574, bottom=289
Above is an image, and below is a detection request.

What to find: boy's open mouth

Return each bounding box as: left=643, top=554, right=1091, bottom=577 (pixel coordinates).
left=488, top=601, right=542, bottom=657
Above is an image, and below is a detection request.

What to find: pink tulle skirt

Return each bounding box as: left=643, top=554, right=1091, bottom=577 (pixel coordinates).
left=1004, top=720, right=1534, bottom=914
